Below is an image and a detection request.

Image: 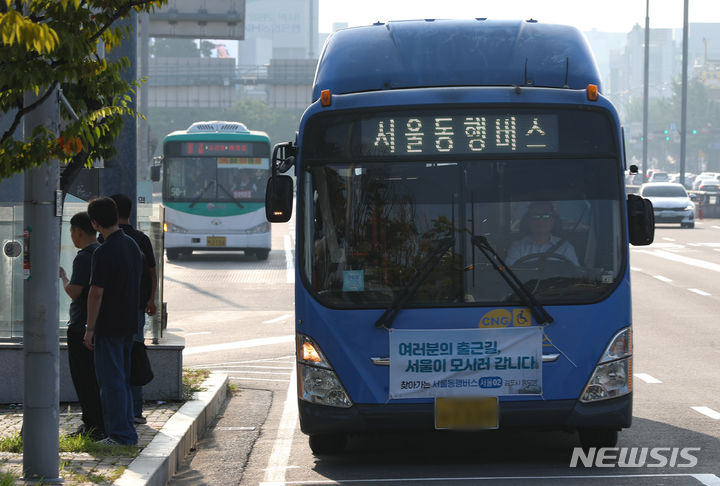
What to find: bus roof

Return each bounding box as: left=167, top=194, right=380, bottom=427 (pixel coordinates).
left=313, top=19, right=602, bottom=101
left=164, top=121, right=269, bottom=141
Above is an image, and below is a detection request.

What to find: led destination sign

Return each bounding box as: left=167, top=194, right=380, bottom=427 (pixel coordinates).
left=180, top=142, right=251, bottom=156
left=361, top=114, right=558, bottom=156
left=164, top=140, right=270, bottom=158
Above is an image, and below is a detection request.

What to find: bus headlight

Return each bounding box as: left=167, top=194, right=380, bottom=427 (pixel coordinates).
left=297, top=334, right=352, bottom=408
left=580, top=327, right=632, bottom=403
left=164, top=222, right=188, bottom=233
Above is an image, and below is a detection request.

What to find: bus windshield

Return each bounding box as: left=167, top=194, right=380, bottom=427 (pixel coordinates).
left=164, top=158, right=268, bottom=203
left=162, top=141, right=271, bottom=203
left=300, top=109, right=624, bottom=308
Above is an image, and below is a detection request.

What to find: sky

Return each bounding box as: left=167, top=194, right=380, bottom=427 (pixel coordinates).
left=318, top=0, right=720, bottom=34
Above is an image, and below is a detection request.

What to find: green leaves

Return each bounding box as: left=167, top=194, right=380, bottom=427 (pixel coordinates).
left=0, top=0, right=168, bottom=182
left=0, top=9, right=59, bottom=54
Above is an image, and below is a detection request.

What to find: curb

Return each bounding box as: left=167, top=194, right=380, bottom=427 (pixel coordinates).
left=113, top=372, right=229, bottom=486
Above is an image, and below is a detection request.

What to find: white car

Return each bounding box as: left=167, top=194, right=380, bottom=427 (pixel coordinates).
left=639, top=182, right=695, bottom=228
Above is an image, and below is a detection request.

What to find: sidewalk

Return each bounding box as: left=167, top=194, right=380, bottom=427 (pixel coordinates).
left=0, top=373, right=227, bottom=486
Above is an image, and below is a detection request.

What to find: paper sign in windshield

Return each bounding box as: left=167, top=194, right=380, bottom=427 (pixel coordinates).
left=389, top=327, right=542, bottom=399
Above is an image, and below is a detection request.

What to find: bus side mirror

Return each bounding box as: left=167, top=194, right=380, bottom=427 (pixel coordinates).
left=150, top=165, right=161, bottom=182
left=272, top=141, right=297, bottom=175
left=627, top=194, right=654, bottom=246
left=266, top=175, right=294, bottom=222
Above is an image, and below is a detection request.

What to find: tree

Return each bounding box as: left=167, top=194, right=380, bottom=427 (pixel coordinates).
left=150, top=37, right=199, bottom=57
left=623, top=77, right=720, bottom=172
left=0, top=0, right=167, bottom=186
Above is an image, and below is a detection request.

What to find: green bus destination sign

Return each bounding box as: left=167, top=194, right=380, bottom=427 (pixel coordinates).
left=361, top=114, right=558, bottom=156
left=164, top=141, right=269, bottom=158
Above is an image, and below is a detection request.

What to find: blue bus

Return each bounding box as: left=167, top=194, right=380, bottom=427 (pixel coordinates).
left=266, top=19, right=654, bottom=454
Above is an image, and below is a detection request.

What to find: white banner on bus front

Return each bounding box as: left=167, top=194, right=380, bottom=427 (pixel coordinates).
left=389, top=327, right=543, bottom=399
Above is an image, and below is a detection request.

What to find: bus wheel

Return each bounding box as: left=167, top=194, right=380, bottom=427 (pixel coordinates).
left=309, top=433, right=346, bottom=455
left=166, top=248, right=181, bottom=260
left=578, top=428, right=618, bottom=449
left=254, top=249, right=270, bottom=260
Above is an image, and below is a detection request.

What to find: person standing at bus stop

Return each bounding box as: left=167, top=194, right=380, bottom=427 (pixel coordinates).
left=108, top=193, right=157, bottom=425
left=59, top=212, right=105, bottom=440
left=84, top=197, right=142, bottom=445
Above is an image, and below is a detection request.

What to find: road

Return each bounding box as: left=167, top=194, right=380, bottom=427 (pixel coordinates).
left=167, top=219, right=720, bottom=485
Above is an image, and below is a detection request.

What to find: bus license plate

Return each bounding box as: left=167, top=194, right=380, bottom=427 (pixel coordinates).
left=207, top=236, right=226, bottom=247
left=434, top=396, right=499, bottom=430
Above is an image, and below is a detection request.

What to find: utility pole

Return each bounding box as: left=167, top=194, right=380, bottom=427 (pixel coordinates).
left=642, top=0, right=650, bottom=180
left=679, top=0, right=689, bottom=186
left=22, top=89, right=61, bottom=482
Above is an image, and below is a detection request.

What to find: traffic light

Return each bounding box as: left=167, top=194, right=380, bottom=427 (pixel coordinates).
left=664, top=129, right=670, bottom=141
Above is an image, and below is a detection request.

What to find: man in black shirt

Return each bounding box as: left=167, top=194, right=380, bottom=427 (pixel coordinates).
left=109, top=193, right=157, bottom=424
left=85, top=197, right=142, bottom=445
left=59, top=212, right=104, bottom=439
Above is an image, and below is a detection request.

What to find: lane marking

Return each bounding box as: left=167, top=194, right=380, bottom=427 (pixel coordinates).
left=695, top=474, right=720, bottom=486
left=642, top=242, right=684, bottom=249
left=662, top=237, right=676, bottom=242
left=635, top=249, right=720, bottom=273
left=653, top=275, right=672, bottom=283
left=227, top=370, right=290, bottom=375
left=264, top=314, right=292, bottom=324
left=184, top=331, right=212, bottom=337
left=692, top=406, right=720, bottom=420
left=688, top=288, right=712, bottom=296
left=712, top=225, right=720, bottom=230
left=207, top=365, right=294, bottom=370
left=190, top=355, right=295, bottom=368
left=284, top=235, right=294, bottom=284
left=630, top=266, right=641, bottom=272
left=183, top=335, right=294, bottom=356
left=634, top=373, right=662, bottom=384
left=260, top=473, right=720, bottom=485
left=231, top=376, right=291, bottom=383
left=262, top=363, right=298, bottom=484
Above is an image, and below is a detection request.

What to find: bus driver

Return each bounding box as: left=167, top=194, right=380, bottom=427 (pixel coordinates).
left=505, top=202, right=578, bottom=266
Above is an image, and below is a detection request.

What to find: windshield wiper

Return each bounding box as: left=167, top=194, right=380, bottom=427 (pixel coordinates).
left=471, top=235, right=553, bottom=325
left=375, top=237, right=454, bottom=329
left=189, top=180, right=214, bottom=208
left=216, top=182, right=244, bottom=208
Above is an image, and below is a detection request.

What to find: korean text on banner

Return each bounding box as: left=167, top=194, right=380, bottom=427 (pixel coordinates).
left=389, top=327, right=543, bottom=399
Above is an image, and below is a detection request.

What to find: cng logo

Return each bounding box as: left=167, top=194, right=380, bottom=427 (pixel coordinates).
left=479, top=308, right=532, bottom=328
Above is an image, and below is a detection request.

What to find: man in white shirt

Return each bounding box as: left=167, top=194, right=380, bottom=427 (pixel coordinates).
left=506, top=202, right=578, bottom=266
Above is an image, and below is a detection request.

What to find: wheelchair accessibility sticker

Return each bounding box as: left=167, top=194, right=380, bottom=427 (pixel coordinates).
left=478, top=308, right=532, bottom=328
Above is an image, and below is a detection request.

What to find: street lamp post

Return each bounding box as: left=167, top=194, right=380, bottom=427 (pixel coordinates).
left=642, top=0, right=650, bottom=180
left=679, top=0, right=689, bottom=187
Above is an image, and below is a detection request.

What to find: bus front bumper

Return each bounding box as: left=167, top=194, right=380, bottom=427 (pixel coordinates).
left=164, top=232, right=270, bottom=250
left=298, top=394, right=632, bottom=436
